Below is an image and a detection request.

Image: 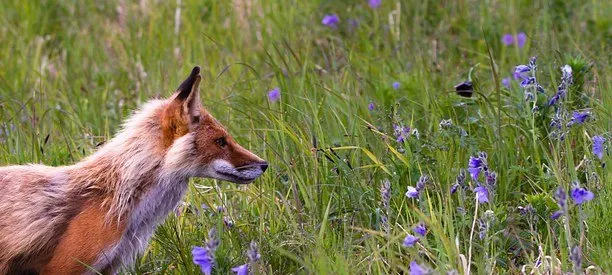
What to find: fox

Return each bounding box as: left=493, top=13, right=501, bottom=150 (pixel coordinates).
left=0, top=66, right=268, bottom=274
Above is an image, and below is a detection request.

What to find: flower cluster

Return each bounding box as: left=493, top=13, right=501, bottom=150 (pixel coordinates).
left=405, top=174, right=429, bottom=199
left=548, top=65, right=573, bottom=106
left=231, top=241, right=261, bottom=275
left=514, top=57, right=544, bottom=107
left=380, top=179, right=391, bottom=233
left=467, top=152, right=496, bottom=204
left=402, top=222, right=427, bottom=247
left=593, top=135, right=605, bottom=160
left=394, top=124, right=411, bottom=143
left=192, top=228, right=220, bottom=275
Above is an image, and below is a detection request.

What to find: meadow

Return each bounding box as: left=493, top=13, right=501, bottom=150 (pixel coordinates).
left=0, top=0, right=610, bottom=274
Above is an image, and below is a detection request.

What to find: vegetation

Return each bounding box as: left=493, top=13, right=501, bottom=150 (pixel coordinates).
left=0, top=0, right=609, bottom=273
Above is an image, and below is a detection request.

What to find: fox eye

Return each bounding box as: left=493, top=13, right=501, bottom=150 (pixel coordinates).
left=215, top=137, right=227, bottom=148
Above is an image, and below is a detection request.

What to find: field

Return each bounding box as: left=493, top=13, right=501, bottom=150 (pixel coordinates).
left=0, top=0, right=610, bottom=274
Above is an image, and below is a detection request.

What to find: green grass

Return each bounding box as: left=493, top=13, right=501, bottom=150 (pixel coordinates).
left=0, top=0, right=610, bottom=274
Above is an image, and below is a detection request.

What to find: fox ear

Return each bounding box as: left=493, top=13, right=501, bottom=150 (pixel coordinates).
left=174, top=66, right=202, bottom=128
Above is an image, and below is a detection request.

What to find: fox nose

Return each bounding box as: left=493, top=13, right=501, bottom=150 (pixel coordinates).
left=260, top=162, right=268, bottom=172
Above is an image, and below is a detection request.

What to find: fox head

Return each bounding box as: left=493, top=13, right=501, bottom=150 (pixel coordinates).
left=160, top=66, right=267, bottom=184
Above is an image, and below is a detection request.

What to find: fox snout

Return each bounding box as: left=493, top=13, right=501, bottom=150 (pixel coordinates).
left=211, top=159, right=268, bottom=184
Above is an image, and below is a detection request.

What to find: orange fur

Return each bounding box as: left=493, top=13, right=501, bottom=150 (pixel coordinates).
left=41, top=200, right=125, bottom=275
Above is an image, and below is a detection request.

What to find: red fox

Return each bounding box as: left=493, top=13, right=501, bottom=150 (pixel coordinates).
left=0, top=66, right=268, bottom=274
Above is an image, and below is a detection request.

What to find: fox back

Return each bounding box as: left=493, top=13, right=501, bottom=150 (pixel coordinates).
left=0, top=66, right=267, bottom=274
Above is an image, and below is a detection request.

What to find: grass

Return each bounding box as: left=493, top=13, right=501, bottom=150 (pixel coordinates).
left=0, top=0, right=610, bottom=274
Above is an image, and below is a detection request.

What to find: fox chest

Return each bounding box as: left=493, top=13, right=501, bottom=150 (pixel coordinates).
left=96, top=179, right=189, bottom=272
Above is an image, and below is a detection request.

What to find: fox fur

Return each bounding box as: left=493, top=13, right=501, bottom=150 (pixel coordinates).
left=0, top=66, right=267, bottom=274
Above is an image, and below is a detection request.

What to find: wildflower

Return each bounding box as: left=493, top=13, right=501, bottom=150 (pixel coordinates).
left=192, top=246, right=214, bottom=275
left=224, top=216, right=234, bottom=228
left=403, top=234, right=419, bottom=247
left=231, top=241, right=260, bottom=275
left=513, top=65, right=530, bottom=80
left=394, top=124, right=410, bottom=143
left=392, top=81, right=400, bottom=89
left=516, top=32, right=527, bottom=48
left=451, top=169, right=466, bottom=194
left=380, top=179, right=391, bottom=232
left=550, top=210, right=563, bottom=220
left=485, top=171, right=497, bottom=187
left=413, top=223, right=426, bottom=237
left=548, top=65, right=573, bottom=106
left=410, top=261, right=428, bottom=275
left=405, top=186, right=419, bottom=198
left=231, top=264, right=249, bottom=275
left=368, top=102, right=375, bottom=111
left=567, top=111, right=590, bottom=126
left=571, top=186, right=594, bottom=205
left=193, top=229, right=219, bottom=275
left=570, top=246, right=582, bottom=269
left=411, top=128, right=420, bottom=139
left=501, top=34, right=514, bottom=46
left=468, top=154, right=487, bottom=180
left=368, top=0, right=381, bottom=8
left=322, top=14, right=340, bottom=28
left=478, top=219, right=487, bottom=240
left=438, top=119, right=453, bottom=130
left=416, top=175, right=428, bottom=190
left=502, top=77, right=511, bottom=89
left=268, top=87, right=280, bottom=102
left=474, top=186, right=489, bottom=204
left=555, top=187, right=567, bottom=209
left=380, top=179, right=391, bottom=210
left=247, top=241, right=261, bottom=263
left=593, top=135, right=605, bottom=160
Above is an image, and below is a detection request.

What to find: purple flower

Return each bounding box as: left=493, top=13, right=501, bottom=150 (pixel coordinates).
left=393, top=124, right=410, bottom=143
left=268, top=87, right=281, bottom=102
left=549, top=65, right=573, bottom=106
left=568, top=111, right=590, bottom=126
left=193, top=229, right=220, bottom=275
left=231, top=264, right=249, bottom=275
left=450, top=184, right=459, bottom=194
left=513, top=65, right=530, bottom=80
left=485, top=170, right=497, bottom=187
left=368, top=102, right=375, bottom=111
left=555, top=187, right=567, bottom=208
left=247, top=241, right=261, bottom=263
left=468, top=156, right=486, bottom=180
left=593, top=135, right=605, bottom=160
left=403, top=234, right=419, bottom=247
left=571, top=187, right=594, bottom=205
left=416, top=174, right=429, bottom=190
left=502, top=34, right=514, bottom=46
left=405, top=186, right=419, bottom=198
left=413, top=223, right=426, bottom=237
left=322, top=14, right=340, bottom=28
left=570, top=246, right=582, bottom=268
left=368, top=0, right=381, bottom=8
left=192, top=246, right=214, bottom=275
left=474, top=186, right=489, bottom=204
left=392, top=81, right=400, bottom=90
left=516, top=32, right=527, bottom=48
left=409, top=261, right=427, bottom=275
left=550, top=210, right=563, bottom=220
left=502, top=77, right=511, bottom=89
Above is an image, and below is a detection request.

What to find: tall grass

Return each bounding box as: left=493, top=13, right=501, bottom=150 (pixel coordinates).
left=0, top=0, right=609, bottom=274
